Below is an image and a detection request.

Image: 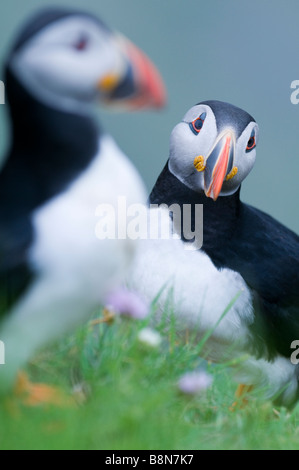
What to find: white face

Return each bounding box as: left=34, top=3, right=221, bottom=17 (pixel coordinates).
left=169, top=104, right=259, bottom=197
left=9, top=16, right=127, bottom=111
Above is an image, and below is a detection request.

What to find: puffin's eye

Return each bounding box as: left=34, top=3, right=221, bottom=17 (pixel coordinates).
left=189, top=112, right=206, bottom=135
left=246, top=131, right=256, bottom=152
left=73, top=35, right=89, bottom=51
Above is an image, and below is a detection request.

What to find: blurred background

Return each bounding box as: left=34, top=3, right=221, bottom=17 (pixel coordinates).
left=0, top=0, right=298, bottom=232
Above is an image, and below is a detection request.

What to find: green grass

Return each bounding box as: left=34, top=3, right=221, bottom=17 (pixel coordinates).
left=1, top=307, right=299, bottom=450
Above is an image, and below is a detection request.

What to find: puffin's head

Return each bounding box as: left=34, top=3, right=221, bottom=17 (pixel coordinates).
left=6, top=8, right=166, bottom=112
left=169, top=100, right=259, bottom=200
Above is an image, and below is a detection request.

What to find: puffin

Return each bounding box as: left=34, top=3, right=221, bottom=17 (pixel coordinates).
left=129, top=100, right=299, bottom=407
left=0, top=7, right=166, bottom=401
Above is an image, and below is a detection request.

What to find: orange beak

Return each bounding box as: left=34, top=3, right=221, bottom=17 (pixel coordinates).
left=98, top=35, right=166, bottom=110
left=204, top=131, right=235, bottom=201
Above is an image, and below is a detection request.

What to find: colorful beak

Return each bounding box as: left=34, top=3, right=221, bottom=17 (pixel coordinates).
left=98, top=34, right=166, bottom=110
left=204, top=130, right=235, bottom=201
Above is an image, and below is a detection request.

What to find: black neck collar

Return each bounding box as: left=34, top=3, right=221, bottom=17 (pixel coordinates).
left=0, top=67, right=100, bottom=218
left=150, top=161, right=241, bottom=208
left=149, top=161, right=242, bottom=247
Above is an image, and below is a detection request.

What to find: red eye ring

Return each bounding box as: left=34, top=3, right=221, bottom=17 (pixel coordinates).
left=74, top=36, right=89, bottom=51
left=246, top=134, right=256, bottom=151
left=189, top=112, right=206, bottom=135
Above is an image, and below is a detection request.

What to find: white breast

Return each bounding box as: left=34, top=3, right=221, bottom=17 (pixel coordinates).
left=30, top=134, right=147, bottom=303
left=127, top=207, right=299, bottom=406
left=127, top=207, right=254, bottom=360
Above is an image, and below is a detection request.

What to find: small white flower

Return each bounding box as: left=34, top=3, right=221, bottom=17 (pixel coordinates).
left=178, top=370, right=213, bottom=395
left=137, top=327, right=162, bottom=348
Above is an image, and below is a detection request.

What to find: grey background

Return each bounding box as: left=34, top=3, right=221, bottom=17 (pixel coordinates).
left=0, top=0, right=298, bottom=232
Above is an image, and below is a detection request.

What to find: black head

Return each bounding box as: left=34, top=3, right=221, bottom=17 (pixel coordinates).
left=9, top=7, right=109, bottom=56
left=199, top=100, right=256, bottom=139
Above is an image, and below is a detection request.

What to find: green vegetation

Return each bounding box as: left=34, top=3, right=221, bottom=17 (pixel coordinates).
left=0, top=307, right=299, bottom=450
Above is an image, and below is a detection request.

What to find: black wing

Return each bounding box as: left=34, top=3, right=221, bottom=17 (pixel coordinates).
left=0, top=216, right=34, bottom=318
left=236, top=204, right=299, bottom=358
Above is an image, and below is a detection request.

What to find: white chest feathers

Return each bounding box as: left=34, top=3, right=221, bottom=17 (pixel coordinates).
left=127, top=207, right=254, bottom=359
left=30, top=135, right=147, bottom=303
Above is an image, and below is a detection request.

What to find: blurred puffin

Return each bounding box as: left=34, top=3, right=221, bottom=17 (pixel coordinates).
left=0, top=8, right=165, bottom=402
left=130, top=100, right=299, bottom=407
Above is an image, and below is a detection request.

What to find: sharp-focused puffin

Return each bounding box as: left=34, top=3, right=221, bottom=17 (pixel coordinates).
left=130, top=100, right=299, bottom=407
left=0, top=8, right=165, bottom=398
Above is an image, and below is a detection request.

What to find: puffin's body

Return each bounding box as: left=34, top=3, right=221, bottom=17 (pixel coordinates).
left=0, top=8, right=165, bottom=394
left=130, top=100, right=299, bottom=407
left=150, top=164, right=299, bottom=360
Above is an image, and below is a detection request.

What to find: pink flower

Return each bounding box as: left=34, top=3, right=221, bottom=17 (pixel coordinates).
left=106, top=288, right=149, bottom=319
left=178, top=371, right=213, bottom=395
